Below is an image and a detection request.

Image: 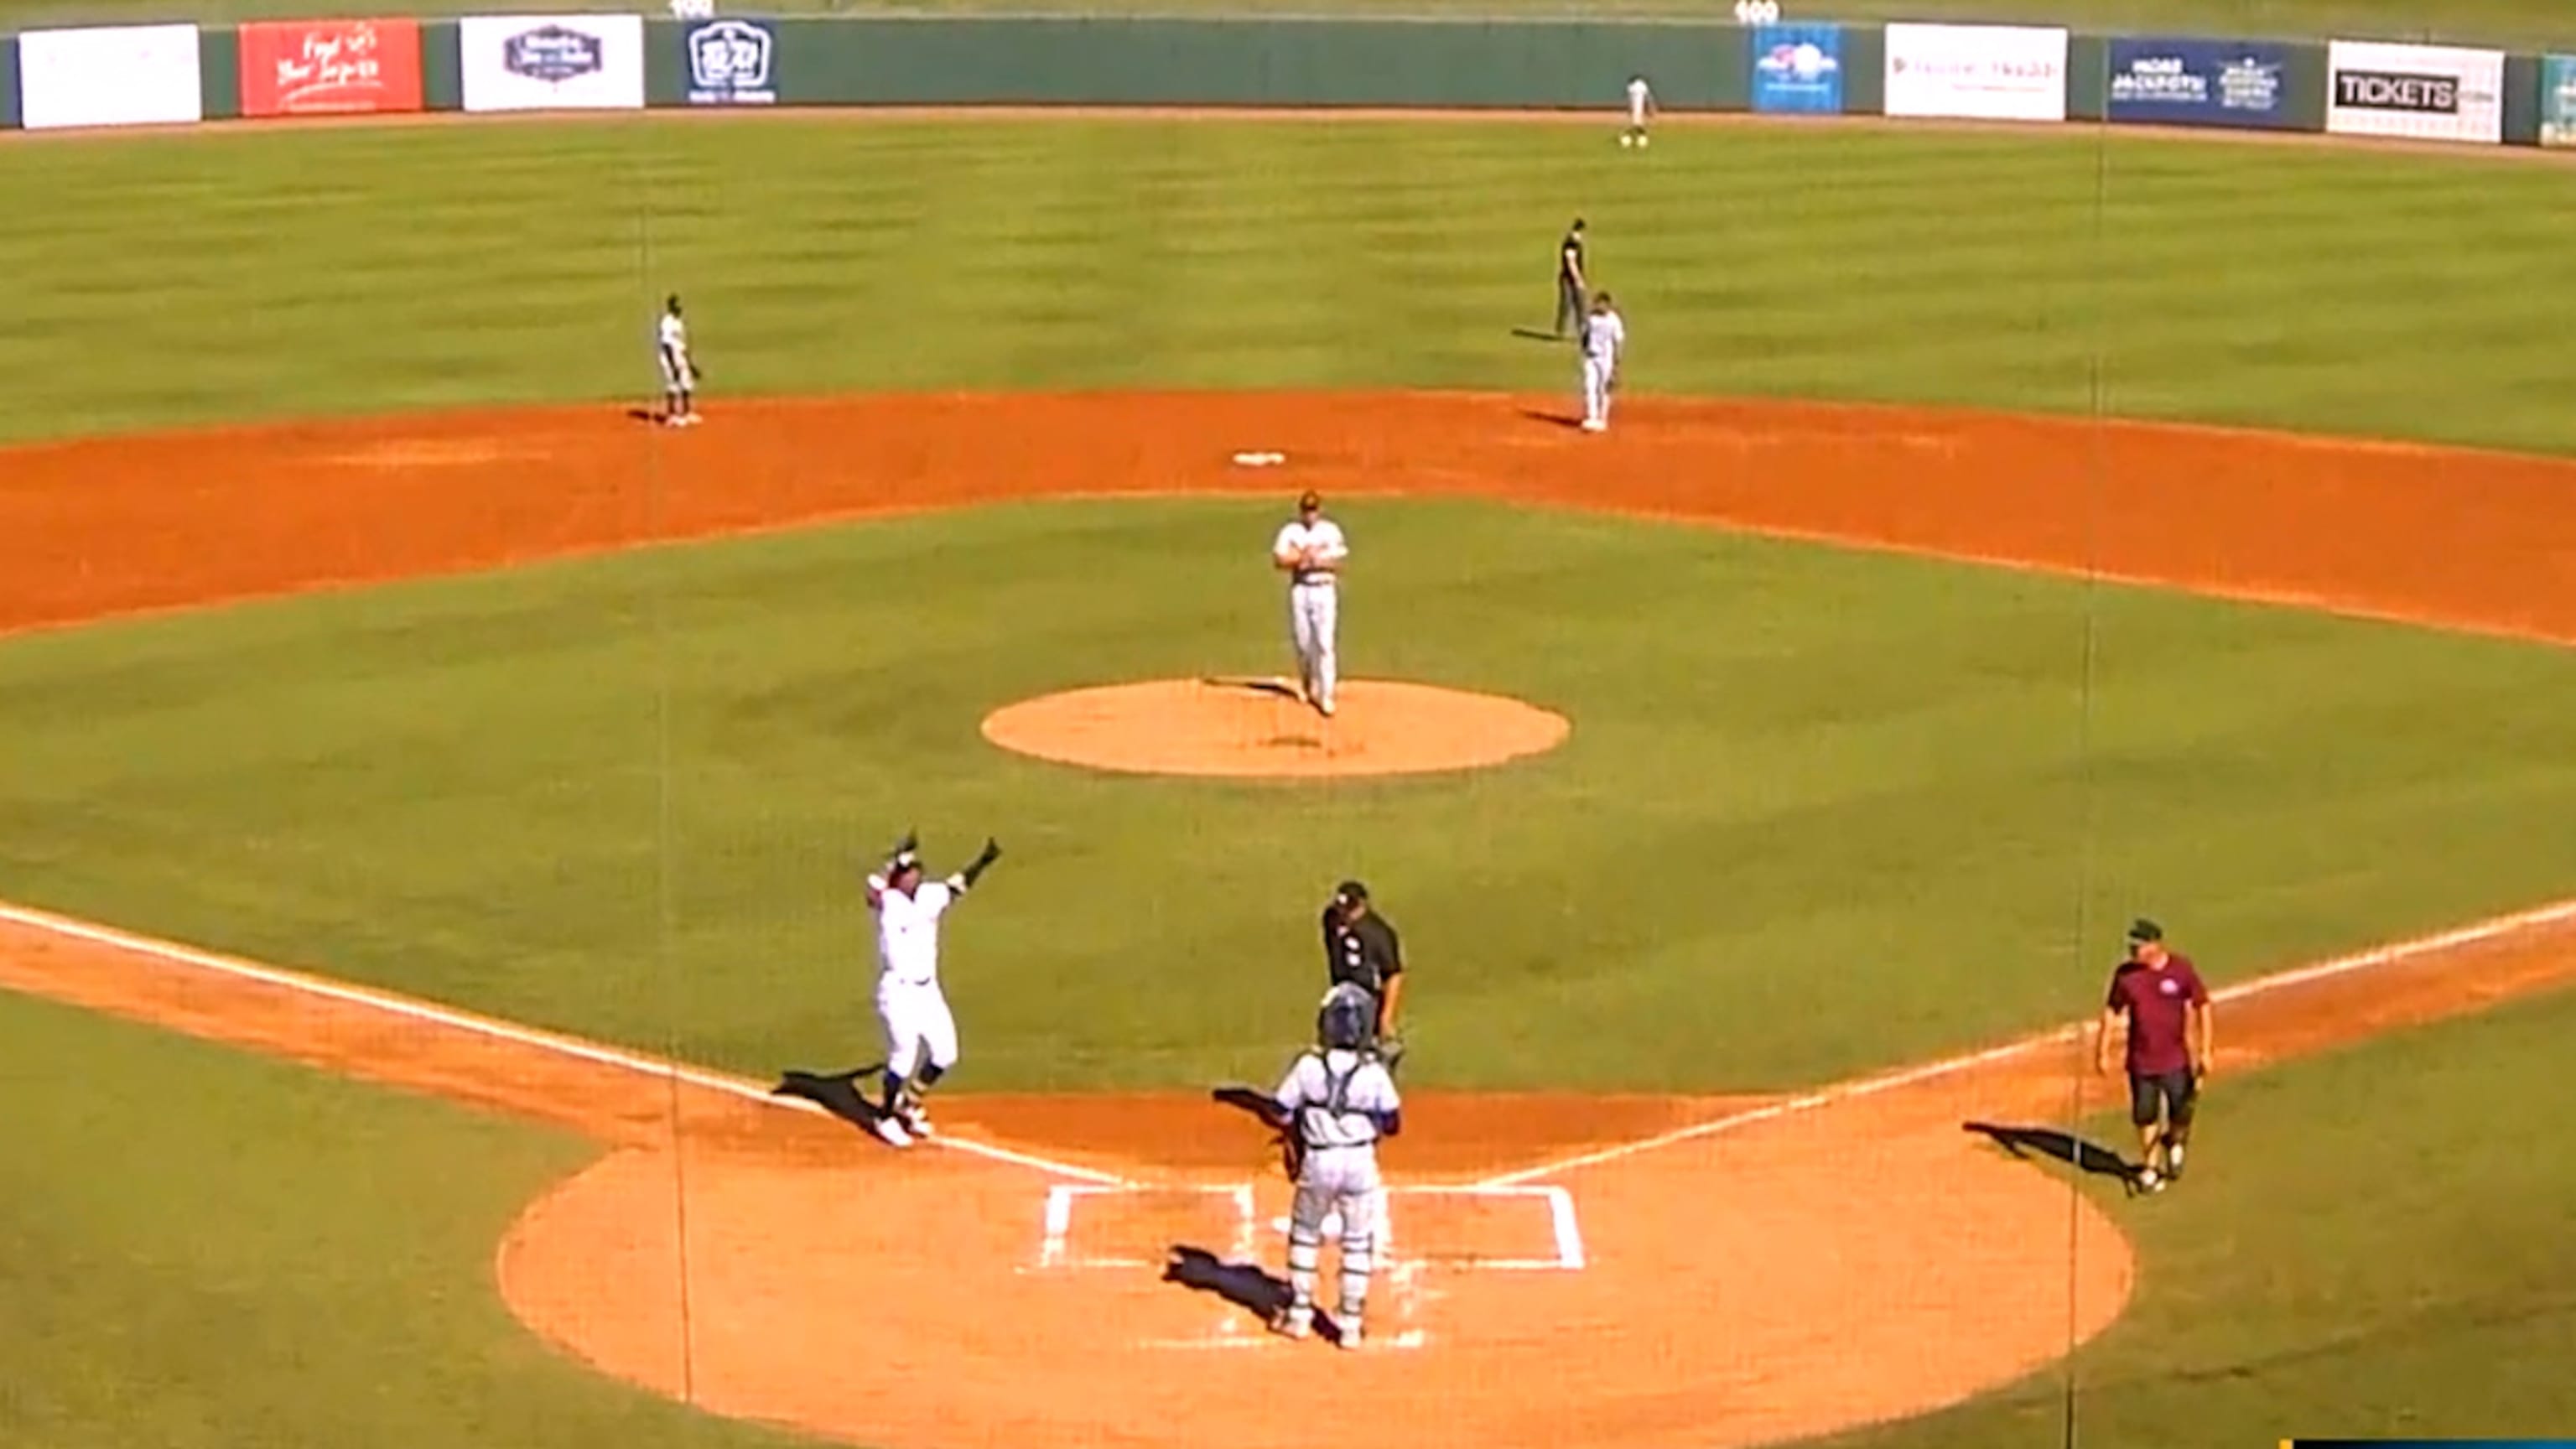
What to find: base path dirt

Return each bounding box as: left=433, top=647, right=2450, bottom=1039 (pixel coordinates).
left=981, top=677, right=1571, bottom=777
left=3, top=388, right=2575, bottom=1448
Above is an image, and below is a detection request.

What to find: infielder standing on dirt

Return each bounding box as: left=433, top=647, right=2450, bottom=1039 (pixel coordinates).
left=1620, top=75, right=1656, bottom=147
left=863, top=830, right=1003, bottom=1148
left=1554, top=218, right=1589, bottom=338
left=657, top=293, right=702, bottom=428
left=2094, top=918, right=2213, bottom=1193
left=1271, top=490, right=1347, bottom=718
left=1271, top=983, right=1403, bottom=1349
left=1580, top=292, right=1627, bottom=433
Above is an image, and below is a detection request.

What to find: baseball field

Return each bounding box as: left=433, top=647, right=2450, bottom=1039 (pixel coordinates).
left=5, top=4, right=2576, bottom=1446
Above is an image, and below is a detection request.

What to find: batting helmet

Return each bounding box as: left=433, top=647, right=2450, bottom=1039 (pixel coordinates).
left=1317, top=982, right=1374, bottom=1052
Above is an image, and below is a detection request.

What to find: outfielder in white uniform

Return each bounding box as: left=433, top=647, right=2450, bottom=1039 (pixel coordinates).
left=1270, top=983, right=1403, bottom=1349
left=1621, top=75, right=1656, bottom=147
left=657, top=293, right=701, bottom=427
left=1270, top=490, right=1348, bottom=718
left=862, top=831, right=1003, bottom=1148
left=1580, top=292, right=1627, bottom=434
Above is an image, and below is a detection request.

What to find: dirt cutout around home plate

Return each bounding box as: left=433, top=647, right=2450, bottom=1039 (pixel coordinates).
left=3, top=389, right=2576, bottom=1449
left=981, top=677, right=1570, bottom=777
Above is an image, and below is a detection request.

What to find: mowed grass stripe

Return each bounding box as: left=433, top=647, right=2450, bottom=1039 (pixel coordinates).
left=1, top=118, right=2570, bottom=449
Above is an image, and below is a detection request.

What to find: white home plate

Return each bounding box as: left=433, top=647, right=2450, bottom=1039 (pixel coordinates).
left=1232, top=450, right=1287, bottom=466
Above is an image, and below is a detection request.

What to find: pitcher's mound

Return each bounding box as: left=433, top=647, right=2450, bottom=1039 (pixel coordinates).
left=981, top=678, right=1569, bottom=778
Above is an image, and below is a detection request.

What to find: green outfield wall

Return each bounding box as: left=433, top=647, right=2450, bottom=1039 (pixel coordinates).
left=0, top=13, right=2561, bottom=151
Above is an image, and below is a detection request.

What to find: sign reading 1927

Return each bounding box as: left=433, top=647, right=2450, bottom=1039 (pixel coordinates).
left=2336, top=69, right=2459, bottom=112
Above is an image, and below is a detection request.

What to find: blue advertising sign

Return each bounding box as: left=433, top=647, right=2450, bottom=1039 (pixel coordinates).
left=1750, top=23, right=1843, bottom=114
left=2105, top=38, right=2296, bottom=129
left=2543, top=55, right=2576, bottom=147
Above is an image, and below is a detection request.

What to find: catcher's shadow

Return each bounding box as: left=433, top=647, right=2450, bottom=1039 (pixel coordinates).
left=1162, top=1244, right=1353, bottom=1346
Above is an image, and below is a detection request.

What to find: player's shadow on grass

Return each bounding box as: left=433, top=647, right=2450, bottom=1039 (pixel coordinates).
left=772, top=1065, right=902, bottom=1138
left=1509, top=326, right=1568, bottom=343
left=1163, top=1244, right=1355, bottom=1347
left=1963, top=1121, right=2149, bottom=1195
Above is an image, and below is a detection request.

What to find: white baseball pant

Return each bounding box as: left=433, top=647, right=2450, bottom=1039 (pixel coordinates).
left=877, top=979, right=958, bottom=1078
left=1289, top=579, right=1339, bottom=710
left=1582, top=356, right=1617, bottom=428
left=1285, top=1146, right=1386, bottom=1328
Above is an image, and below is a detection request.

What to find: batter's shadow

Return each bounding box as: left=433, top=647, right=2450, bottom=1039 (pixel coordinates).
left=773, top=1064, right=906, bottom=1140
left=1162, top=1244, right=1355, bottom=1347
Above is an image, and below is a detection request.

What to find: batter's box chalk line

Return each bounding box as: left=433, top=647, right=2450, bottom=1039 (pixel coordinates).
left=1035, top=1181, right=1584, bottom=1351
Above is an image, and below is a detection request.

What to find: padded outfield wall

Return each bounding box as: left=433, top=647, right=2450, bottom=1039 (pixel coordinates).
left=0, top=13, right=2568, bottom=148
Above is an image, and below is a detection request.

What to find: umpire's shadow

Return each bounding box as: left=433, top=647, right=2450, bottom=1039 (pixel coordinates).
left=1963, top=1121, right=2148, bottom=1195
left=772, top=1064, right=900, bottom=1137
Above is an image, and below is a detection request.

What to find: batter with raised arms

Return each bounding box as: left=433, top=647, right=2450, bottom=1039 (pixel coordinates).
left=862, top=829, right=1003, bottom=1148
left=1272, top=490, right=1348, bottom=718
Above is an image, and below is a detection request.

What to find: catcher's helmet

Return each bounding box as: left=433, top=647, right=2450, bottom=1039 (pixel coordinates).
left=1317, top=982, right=1374, bottom=1051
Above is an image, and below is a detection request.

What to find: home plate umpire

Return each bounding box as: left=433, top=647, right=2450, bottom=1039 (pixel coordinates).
left=1319, top=880, right=1406, bottom=1069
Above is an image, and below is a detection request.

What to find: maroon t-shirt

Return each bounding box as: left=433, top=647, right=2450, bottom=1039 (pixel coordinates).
left=2106, top=955, right=2209, bottom=1075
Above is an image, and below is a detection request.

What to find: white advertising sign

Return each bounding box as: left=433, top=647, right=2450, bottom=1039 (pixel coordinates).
left=17, top=23, right=205, bottom=131
left=1884, top=23, right=2069, bottom=122
left=2325, top=40, right=2503, bottom=143
left=458, top=13, right=645, bottom=112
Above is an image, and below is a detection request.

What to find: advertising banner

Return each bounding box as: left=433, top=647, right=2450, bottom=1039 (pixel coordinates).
left=2105, top=38, right=2295, bottom=129
left=1749, top=23, right=1842, bottom=114
left=240, top=19, right=423, bottom=117
left=2542, top=55, right=2576, bottom=147
left=682, top=18, right=776, bottom=106
left=2325, top=39, right=2502, bottom=143
left=458, top=13, right=644, bottom=112
left=1884, top=23, right=2067, bottom=122
left=16, top=23, right=203, bottom=131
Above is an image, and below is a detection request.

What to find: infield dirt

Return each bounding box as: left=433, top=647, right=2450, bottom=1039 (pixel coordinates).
left=3, top=389, right=2574, bottom=1448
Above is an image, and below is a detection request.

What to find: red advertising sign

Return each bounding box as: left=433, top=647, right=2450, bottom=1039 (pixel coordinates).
left=239, top=19, right=423, bottom=117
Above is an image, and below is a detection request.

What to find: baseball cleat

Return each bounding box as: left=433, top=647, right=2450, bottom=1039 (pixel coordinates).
left=900, top=1105, right=935, bottom=1139
left=1337, top=1322, right=1365, bottom=1351
left=1269, top=1307, right=1313, bottom=1340
left=872, top=1115, right=914, bottom=1149
left=1581, top=418, right=1607, bottom=433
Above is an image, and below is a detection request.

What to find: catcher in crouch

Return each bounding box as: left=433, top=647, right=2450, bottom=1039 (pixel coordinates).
left=1270, top=982, right=1404, bottom=1348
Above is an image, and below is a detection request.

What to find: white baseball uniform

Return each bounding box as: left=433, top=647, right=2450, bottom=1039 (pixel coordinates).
left=1581, top=306, right=1626, bottom=430
left=657, top=312, right=691, bottom=392
left=1272, top=517, right=1348, bottom=714
left=1626, top=76, right=1654, bottom=131
left=1275, top=1046, right=1401, bottom=1335
left=870, top=876, right=963, bottom=1080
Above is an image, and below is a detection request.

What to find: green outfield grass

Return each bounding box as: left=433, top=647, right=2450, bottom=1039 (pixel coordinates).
left=0, top=989, right=808, bottom=1449
left=0, top=0, right=2568, bottom=50
left=0, top=117, right=2568, bottom=454
left=1826, top=980, right=2576, bottom=1449
left=4, top=496, right=2573, bottom=1091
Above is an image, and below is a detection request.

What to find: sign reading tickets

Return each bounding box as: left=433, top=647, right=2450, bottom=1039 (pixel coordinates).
left=1750, top=23, right=1843, bottom=114
left=2542, top=56, right=2576, bottom=148
left=2325, top=39, right=2502, bottom=143
left=683, top=18, right=776, bottom=105
left=240, top=19, right=423, bottom=117
left=1883, top=23, right=2067, bottom=122
left=16, top=23, right=203, bottom=130
left=2105, top=38, right=2294, bottom=129
left=459, top=13, right=644, bottom=112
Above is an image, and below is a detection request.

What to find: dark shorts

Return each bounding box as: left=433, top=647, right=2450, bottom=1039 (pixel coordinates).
left=2128, top=1068, right=2198, bottom=1128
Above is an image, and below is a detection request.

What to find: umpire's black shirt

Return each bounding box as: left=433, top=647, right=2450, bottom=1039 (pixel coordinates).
left=1558, top=228, right=1585, bottom=284
left=1321, top=906, right=1404, bottom=999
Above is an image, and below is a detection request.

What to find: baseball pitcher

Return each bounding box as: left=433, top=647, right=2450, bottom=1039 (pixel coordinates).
left=1270, top=490, right=1348, bottom=718
left=862, top=830, right=1003, bottom=1148
left=1270, top=983, right=1403, bottom=1349
left=657, top=293, right=702, bottom=427
left=1580, top=292, right=1626, bottom=433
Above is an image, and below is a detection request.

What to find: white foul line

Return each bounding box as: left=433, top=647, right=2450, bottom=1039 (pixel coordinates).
left=0, top=898, right=1130, bottom=1187
left=1473, top=896, right=2576, bottom=1190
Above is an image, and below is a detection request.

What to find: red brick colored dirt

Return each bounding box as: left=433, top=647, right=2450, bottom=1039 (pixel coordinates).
left=981, top=678, right=1571, bottom=777
left=2, top=391, right=2573, bottom=1449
